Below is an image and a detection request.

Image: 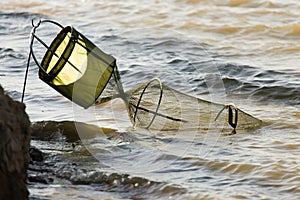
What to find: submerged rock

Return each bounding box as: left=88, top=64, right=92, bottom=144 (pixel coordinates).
left=0, top=85, right=31, bottom=200
left=31, top=120, right=117, bottom=142
left=30, top=146, right=44, bottom=162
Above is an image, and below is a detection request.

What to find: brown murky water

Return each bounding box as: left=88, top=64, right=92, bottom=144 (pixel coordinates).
left=0, top=0, right=299, bottom=199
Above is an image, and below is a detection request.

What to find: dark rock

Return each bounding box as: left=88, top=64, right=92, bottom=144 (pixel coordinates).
left=30, top=120, right=117, bottom=142
left=0, top=85, right=31, bottom=200
left=30, top=146, right=44, bottom=162
left=28, top=174, right=53, bottom=184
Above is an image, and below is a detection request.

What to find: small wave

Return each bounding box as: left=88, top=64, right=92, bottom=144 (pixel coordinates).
left=1, top=2, right=44, bottom=11
left=228, top=0, right=253, bottom=7
left=182, top=155, right=300, bottom=197
left=0, top=11, right=46, bottom=37
left=29, top=129, right=187, bottom=199
left=217, top=63, right=258, bottom=77
left=0, top=11, right=39, bottom=19
left=216, top=63, right=300, bottom=107
left=0, top=47, right=24, bottom=59
left=269, top=23, right=300, bottom=38
left=251, top=85, right=300, bottom=105
left=55, top=165, right=186, bottom=198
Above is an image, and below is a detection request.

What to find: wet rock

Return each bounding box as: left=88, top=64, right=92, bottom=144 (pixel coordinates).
left=0, top=85, right=31, bottom=200
left=28, top=153, right=55, bottom=185
left=30, top=146, right=44, bottom=162
left=28, top=174, right=53, bottom=184
left=30, top=120, right=116, bottom=143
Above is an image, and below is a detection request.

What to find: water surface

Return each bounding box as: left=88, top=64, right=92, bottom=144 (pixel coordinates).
left=0, top=0, right=299, bottom=199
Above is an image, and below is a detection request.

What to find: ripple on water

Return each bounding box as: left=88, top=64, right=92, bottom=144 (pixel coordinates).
left=1, top=1, right=300, bottom=199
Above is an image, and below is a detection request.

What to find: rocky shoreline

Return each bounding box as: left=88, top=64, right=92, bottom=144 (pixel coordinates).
left=0, top=85, right=31, bottom=200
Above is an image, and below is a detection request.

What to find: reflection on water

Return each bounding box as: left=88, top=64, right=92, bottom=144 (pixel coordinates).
left=0, top=0, right=299, bottom=199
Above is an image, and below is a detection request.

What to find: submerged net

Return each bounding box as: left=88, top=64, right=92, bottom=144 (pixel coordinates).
left=23, top=19, right=262, bottom=133
left=103, top=78, right=262, bottom=131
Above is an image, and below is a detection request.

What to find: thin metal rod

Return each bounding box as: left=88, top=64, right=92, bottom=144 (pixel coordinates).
left=21, top=35, right=34, bottom=102
left=131, top=103, right=187, bottom=122
left=145, top=78, right=164, bottom=129
left=40, top=19, right=64, bottom=29
left=214, top=106, right=226, bottom=121
left=31, top=32, right=82, bottom=74
left=22, top=18, right=65, bottom=102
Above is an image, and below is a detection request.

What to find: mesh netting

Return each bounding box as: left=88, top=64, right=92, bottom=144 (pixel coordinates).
left=119, top=78, right=262, bottom=131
